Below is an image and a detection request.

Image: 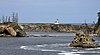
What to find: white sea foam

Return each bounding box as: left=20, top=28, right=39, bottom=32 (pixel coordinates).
left=72, top=49, right=78, bottom=51
left=33, top=43, right=68, bottom=48
left=41, top=49, right=58, bottom=52
left=95, top=41, right=100, bottom=42
left=34, top=44, right=48, bottom=47
left=20, top=43, right=100, bottom=55
left=58, top=52, right=80, bottom=55
left=20, top=46, right=27, bottom=49
left=20, top=46, right=80, bottom=55
left=85, top=47, right=100, bottom=50
left=76, top=51, right=100, bottom=53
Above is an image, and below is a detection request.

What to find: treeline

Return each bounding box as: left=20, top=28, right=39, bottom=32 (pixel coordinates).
left=0, top=12, right=18, bottom=23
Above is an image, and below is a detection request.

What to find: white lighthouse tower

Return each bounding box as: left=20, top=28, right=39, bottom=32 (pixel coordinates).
left=54, top=19, right=59, bottom=24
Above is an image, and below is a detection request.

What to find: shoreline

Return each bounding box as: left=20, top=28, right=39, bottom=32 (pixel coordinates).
left=26, top=32, right=98, bottom=37
left=26, top=32, right=76, bottom=37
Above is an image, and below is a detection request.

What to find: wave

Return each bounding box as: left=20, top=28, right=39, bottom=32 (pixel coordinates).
left=85, top=47, right=100, bottom=50
left=20, top=43, right=100, bottom=55
left=33, top=43, right=68, bottom=48
left=58, top=52, right=80, bottom=55
left=20, top=45, right=80, bottom=55
left=76, top=51, right=100, bottom=54
left=20, top=43, right=68, bottom=50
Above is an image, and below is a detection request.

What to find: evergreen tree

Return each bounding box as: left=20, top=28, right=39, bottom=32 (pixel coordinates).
left=96, top=12, right=100, bottom=26
left=6, top=16, right=8, bottom=22
left=8, top=16, right=10, bottom=22
left=15, top=13, right=18, bottom=23
left=12, top=12, right=15, bottom=22
left=2, top=16, right=5, bottom=23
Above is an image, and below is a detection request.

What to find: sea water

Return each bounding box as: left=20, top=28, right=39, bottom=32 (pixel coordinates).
left=0, top=32, right=100, bottom=55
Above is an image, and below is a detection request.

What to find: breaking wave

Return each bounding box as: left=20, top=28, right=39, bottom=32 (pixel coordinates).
left=20, top=43, right=100, bottom=55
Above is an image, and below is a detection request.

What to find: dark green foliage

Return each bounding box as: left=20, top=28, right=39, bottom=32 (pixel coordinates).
left=96, top=12, right=100, bottom=26
left=96, top=18, right=100, bottom=26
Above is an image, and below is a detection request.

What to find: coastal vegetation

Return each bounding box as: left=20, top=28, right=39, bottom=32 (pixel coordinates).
left=0, top=12, right=100, bottom=37
left=0, top=12, right=26, bottom=37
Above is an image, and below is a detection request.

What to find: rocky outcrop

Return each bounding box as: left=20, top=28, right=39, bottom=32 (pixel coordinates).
left=22, top=24, right=80, bottom=32
left=5, top=26, right=17, bottom=36
left=21, top=23, right=94, bottom=34
left=0, top=22, right=26, bottom=37
left=69, top=32, right=99, bottom=48
left=95, top=26, right=100, bottom=36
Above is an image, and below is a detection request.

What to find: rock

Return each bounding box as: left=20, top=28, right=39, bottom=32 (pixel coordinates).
left=69, top=33, right=99, bottom=48
left=9, top=22, right=26, bottom=37
left=69, top=43, right=98, bottom=48
left=82, top=43, right=98, bottom=48
left=0, top=25, right=5, bottom=34
left=5, top=26, right=16, bottom=36
left=0, top=22, right=27, bottom=37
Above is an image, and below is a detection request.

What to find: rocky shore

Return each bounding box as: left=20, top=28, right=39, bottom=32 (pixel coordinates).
left=0, top=22, right=26, bottom=37
left=0, top=23, right=99, bottom=37
left=21, top=23, right=81, bottom=32
left=21, top=23, right=95, bottom=33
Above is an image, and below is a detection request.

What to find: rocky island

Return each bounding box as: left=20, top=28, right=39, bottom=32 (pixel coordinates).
left=69, top=32, right=99, bottom=48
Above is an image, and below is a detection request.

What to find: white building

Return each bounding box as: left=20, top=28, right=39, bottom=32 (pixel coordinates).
left=54, top=19, right=60, bottom=24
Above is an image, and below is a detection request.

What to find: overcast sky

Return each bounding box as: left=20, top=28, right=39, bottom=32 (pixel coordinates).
left=0, top=0, right=100, bottom=23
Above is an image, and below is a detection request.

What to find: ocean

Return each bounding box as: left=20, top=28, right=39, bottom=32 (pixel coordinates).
left=0, top=32, right=100, bottom=55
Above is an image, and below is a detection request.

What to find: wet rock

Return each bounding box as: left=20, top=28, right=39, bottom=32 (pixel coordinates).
left=69, top=33, right=99, bottom=48
left=9, top=22, right=26, bottom=37
left=0, top=22, right=26, bottom=37
left=5, top=26, right=16, bottom=36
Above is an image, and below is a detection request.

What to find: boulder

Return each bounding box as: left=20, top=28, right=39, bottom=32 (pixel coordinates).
left=69, top=43, right=98, bottom=48
left=0, top=25, right=5, bottom=34
left=0, top=22, right=27, bottom=37
left=5, top=27, right=16, bottom=36
left=8, top=22, right=27, bottom=37
left=69, top=33, right=99, bottom=48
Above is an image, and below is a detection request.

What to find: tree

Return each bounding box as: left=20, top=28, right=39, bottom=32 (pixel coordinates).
left=2, top=16, right=5, bottom=23
left=8, top=16, right=10, bottom=22
left=96, top=12, right=100, bottom=26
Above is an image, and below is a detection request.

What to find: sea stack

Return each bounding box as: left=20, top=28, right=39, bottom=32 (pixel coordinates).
left=69, top=32, right=99, bottom=48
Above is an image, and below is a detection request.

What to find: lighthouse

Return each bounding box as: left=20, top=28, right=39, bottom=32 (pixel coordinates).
left=54, top=19, right=59, bottom=24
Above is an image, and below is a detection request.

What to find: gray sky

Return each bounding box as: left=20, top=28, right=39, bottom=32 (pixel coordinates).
left=0, top=0, right=100, bottom=23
